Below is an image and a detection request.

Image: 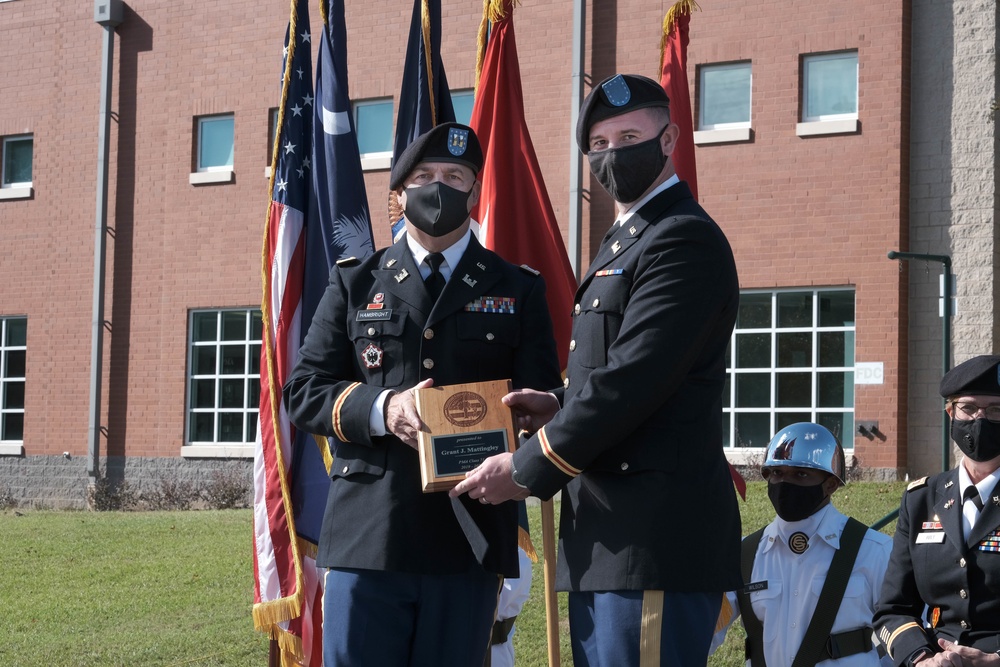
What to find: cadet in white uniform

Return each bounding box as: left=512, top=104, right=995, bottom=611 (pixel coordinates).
left=712, top=423, right=892, bottom=666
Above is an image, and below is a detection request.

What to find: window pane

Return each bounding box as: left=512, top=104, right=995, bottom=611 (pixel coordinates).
left=776, top=292, right=812, bottom=328
left=818, top=331, right=854, bottom=367
left=452, top=91, right=475, bottom=125
left=248, top=378, right=261, bottom=407
left=355, top=101, right=393, bottom=154
left=735, top=413, right=770, bottom=448
left=249, top=345, right=261, bottom=375
left=4, top=381, right=25, bottom=410
left=192, top=346, right=217, bottom=375
left=190, top=413, right=214, bottom=441
left=247, top=412, right=259, bottom=441
left=818, top=413, right=851, bottom=443
left=700, top=63, right=751, bottom=127
left=735, top=333, right=770, bottom=368
left=250, top=311, right=263, bottom=340
left=736, top=373, right=770, bottom=408
left=776, top=332, right=812, bottom=368
left=191, top=379, right=215, bottom=409
left=199, top=116, right=235, bottom=169
left=192, top=312, right=218, bottom=342
left=775, top=412, right=812, bottom=432
left=818, top=290, right=855, bottom=327
left=737, top=293, right=771, bottom=328
left=221, top=311, right=247, bottom=341
left=218, top=412, right=244, bottom=442
left=3, top=137, right=33, bottom=185
left=5, top=350, right=25, bottom=377
left=5, top=319, right=26, bottom=347
left=804, top=52, right=858, bottom=118
left=818, top=371, right=854, bottom=408
left=776, top=372, right=811, bottom=407
left=220, top=379, right=244, bottom=408
left=2, top=412, right=24, bottom=440
left=220, top=345, right=245, bottom=374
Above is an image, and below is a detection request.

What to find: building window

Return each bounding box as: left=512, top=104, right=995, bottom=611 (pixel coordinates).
left=186, top=309, right=261, bottom=445
left=694, top=63, right=752, bottom=145
left=196, top=115, right=235, bottom=171
left=2, top=135, right=33, bottom=187
left=353, top=98, right=393, bottom=167
left=452, top=89, right=475, bottom=125
left=802, top=51, right=858, bottom=120
left=1, top=317, right=27, bottom=443
left=725, top=289, right=855, bottom=449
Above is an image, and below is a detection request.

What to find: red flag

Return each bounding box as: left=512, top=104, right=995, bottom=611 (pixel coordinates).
left=659, top=0, right=699, bottom=202
left=469, top=1, right=576, bottom=369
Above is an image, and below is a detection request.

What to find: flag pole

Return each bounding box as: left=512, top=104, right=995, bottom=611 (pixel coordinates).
left=541, top=498, right=560, bottom=666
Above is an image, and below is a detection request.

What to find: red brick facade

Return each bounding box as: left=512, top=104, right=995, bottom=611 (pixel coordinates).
left=0, top=0, right=910, bottom=487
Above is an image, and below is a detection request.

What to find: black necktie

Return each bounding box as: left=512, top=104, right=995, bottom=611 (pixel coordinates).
left=964, top=485, right=985, bottom=511
left=425, top=252, right=446, bottom=302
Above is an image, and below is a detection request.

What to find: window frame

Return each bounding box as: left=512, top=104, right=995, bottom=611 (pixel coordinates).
left=2, top=134, right=33, bottom=188
left=196, top=114, right=235, bottom=172
left=724, top=288, right=856, bottom=452
left=352, top=98, right=394, bottom=171
left=801, top=51, right=859, bottom=122
left=184, top=308, right=261, bottom=457
left=0, top=316, right=27, bottom=454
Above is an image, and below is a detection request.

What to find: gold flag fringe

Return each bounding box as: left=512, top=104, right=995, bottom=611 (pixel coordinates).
left=421, top=0, right=437, bottom=126
left=519, top=525, right=538, bottom=563
left=474, top=0, right=519, bottom=92
left=254, top=0, right=308, bottom=653
left=659, top=0, right=700, bottom=69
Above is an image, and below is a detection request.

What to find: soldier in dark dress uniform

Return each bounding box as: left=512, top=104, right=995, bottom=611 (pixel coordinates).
left=874, top=355, right=1000, bottom=666
left=452, top=74, right=742, bottom=666
left=283, top=122, right=560, bottom=667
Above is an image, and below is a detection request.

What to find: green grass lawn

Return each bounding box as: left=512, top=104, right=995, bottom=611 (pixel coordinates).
left=0, top=480, right=907, bottom=666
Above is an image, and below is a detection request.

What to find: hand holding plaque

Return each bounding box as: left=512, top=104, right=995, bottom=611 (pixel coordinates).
left=413, top=379, right=517, bottom=493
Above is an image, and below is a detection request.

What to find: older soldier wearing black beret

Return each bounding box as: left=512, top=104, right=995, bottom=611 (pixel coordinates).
left=875, top=355, right=1000, bottom=666
left=452, top=74, right=742, bottom=665
left=283, top=122, right=560, bottom=667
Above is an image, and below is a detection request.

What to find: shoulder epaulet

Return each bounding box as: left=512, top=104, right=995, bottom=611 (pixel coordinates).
left=519, top=264, right=540, bottom=276
left=335, top=256, right=359, bottom=267
left=907, top=476, right=928, bottom=491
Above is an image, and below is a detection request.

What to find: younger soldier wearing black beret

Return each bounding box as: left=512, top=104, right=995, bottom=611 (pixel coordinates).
left=874, top=355, right=1000, bottom=666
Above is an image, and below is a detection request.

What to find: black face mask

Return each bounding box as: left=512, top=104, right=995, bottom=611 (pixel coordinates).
left=403, top=182, right=472, bottom=238
left=587, top=124, right=669, bottom=203
left=767, top=481, right=827, bottom=522
left=951, top=417, right=1000, bottom=462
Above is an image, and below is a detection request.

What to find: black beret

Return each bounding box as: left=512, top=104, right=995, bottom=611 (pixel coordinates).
left=389, top=122, right=483, bottom=190
left=576, top=74, right=671, bottom=154
left=940, top=355, right=1000, bottom=397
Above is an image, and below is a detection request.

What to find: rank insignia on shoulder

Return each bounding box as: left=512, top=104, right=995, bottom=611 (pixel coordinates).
left=595, top=269, right=624, bottom=277
left=907, top=476, right=928, bottom=491
left=465, top=297, right=515, bottom=314
left=519, top=264, right=540, bottom=276
left=336, top=256, right=359, bottom=267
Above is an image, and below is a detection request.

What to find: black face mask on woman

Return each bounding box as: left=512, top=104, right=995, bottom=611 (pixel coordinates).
left=951, top=417, right=1000, bottom=462
left=403, top=182, right=472, bottom=238
left=587, top=124, right=669, bottom=203
left=767, top=481, right=827, bottom=523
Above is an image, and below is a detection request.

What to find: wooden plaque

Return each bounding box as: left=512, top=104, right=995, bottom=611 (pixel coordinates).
left=413, top=379, right=516, bottom=493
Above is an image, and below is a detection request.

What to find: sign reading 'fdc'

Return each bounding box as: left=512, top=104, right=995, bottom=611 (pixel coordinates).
left=855, top=362, right=884, bottom=385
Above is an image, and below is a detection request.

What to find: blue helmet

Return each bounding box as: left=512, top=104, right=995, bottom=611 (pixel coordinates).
left=762, top=422, right=846, bottom=485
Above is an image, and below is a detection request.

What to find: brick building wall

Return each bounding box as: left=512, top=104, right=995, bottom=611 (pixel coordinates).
left=0, top=0, right=995, bottom=506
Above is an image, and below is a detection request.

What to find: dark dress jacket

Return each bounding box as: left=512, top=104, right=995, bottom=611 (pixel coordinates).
left=512, top=182, right=743, bottom=593
left=874, top=469, right=1000, bottom=665
left=283, top=234, right=561, bottom=578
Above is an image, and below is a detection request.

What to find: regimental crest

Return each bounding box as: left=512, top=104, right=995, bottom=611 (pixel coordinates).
left=601, top=74, right=631, bottom=107
left=448, top=128, right=469, bottom=157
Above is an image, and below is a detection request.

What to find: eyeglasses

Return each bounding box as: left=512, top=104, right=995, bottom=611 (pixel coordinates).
left=952, top=401, right=1000, bottom=423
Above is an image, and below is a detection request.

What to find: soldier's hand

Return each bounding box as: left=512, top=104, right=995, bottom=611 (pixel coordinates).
left=449, top=453, right=529, bottom=504
left=933, top=640, right=1000, bottom=666
left=385, top=378, right=434, bottom=449
left=502, top=388, right=560, bottom=434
